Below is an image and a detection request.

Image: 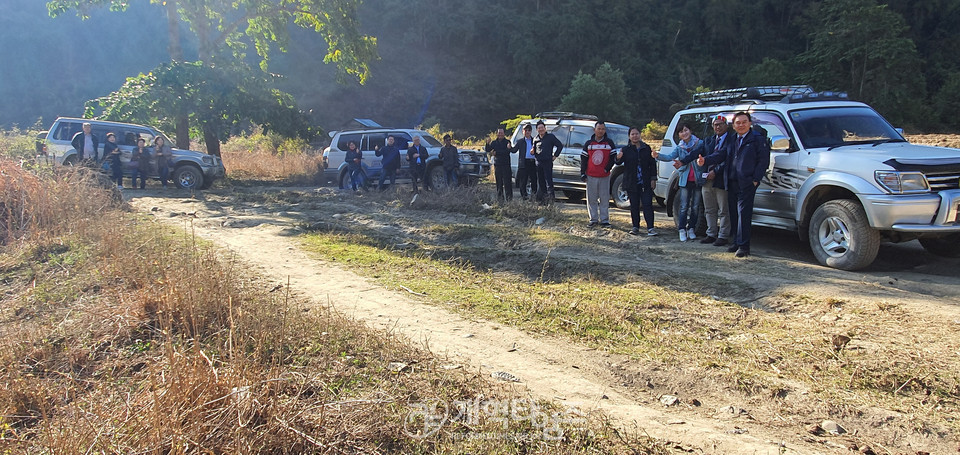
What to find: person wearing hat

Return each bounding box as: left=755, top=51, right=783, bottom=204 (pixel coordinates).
left=512, top=124, right=538, bottom=200
left=438, top=134, right=460, bottom=187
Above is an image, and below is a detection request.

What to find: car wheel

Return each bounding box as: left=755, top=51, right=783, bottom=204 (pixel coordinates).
left=338, top=169, right=349, bottom=189
left=174, top=165, right=204, bottom=190
left=808, top=199, right=880, bottom=271
left=919, top=233, right=960, bottom=257
left=563, top=190, right=584, bottom=202
left=340, top=169, right=368, bottom=190
left=610, top=173, right=630, bottom=209
left=428, top=165, right=446, bottom=189
left=63, top=155, right=78, bottom=166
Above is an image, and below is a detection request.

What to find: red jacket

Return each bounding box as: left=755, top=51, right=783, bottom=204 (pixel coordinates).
left=580, top=135, right=617, bottom=178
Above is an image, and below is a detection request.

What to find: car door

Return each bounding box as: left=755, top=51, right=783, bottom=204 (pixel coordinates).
left=361, top=132, right=386, bottom=172
left=750, top=111, right=799, bottom=228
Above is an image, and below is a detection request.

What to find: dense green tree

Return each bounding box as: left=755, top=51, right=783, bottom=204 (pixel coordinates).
left=558, top=63, right=630, bottom=124
left=47, top=0, right=376, bottom=149
left=86, top=61, right=312, bottom=156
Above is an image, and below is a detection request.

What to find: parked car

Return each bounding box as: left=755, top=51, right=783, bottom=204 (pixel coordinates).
left=655, top=85, right=960, bottom=270
left=326, top=121, right=490, bottom=189
left=507, top=112, right=638, bottom=207
left=40, top=117, right=225, bottom=190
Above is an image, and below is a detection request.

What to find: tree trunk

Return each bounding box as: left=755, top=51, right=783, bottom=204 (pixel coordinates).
left=202, top=124, right=222, bottom=157
left=165, top=0, right=192, bottom=150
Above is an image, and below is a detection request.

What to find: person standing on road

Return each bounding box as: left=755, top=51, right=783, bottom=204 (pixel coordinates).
left=698, top=111, right=770, bottom=257
left=513, top=124, right=538, bottom=200
left=376, top=135, right=401, bottom=191
left=653, top=123, right=705, bottom=242
left=104, top=133, right=123, bottom=189
left=485, top=128, right=513, bottom=202
left=345, top=140, right=364, bottom=191
left=580, top=121, right=617, bottom=227
left=532, top=120, right=563, bottom=203
left=681, top=115, right=732, bottom=246
left=71, top=122, right=99, bottom=165
left=438, top=134, right=460, bottom=187
left=407, top=135, right=429, bottom=194
left=153, top=136, right=173, bottom=189
left=616, top=127, right=658, bottom=236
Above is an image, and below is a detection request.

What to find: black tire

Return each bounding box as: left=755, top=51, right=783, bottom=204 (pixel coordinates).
left=656, top=196, right=666, bottom=207
left=610, top=173, right=630, bottom=209
left=173, top=165, right=204, bottom=190
left=62, top=155, right=78, bottom=166
left=563, top=190, right=585, bottom=202
left=428, top=165, right=447, bottom=189
left=807, top=199, right=880, bottom=271
left=340, top=168, right=368, bottom=190
left=919, top=233, right=960, bottom=257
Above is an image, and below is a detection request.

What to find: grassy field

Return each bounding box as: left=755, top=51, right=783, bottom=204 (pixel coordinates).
left=0, top=158, right=666, bottom=453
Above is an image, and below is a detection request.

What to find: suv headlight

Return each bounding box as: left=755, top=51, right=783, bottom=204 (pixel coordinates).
left=458, top=154, right=473, bottom=163
left=202, top=156, right=214, bottom=165
left=875, top=171, right=929, bottom=193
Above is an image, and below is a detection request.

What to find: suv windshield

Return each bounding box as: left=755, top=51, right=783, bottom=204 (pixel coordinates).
left=791, top=107, right=904, bottom=149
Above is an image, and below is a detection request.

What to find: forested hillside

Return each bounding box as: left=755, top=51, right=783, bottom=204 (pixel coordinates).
left=3, top=0, right=960, bottom=137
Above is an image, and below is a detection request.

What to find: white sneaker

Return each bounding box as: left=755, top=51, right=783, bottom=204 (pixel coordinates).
left=117, top=185, right=124, bottom=189
left=647, top=228, right=658, bottom=236
left=679, top=229, right=687, bottom=242
left=687, top=228, right=696, bottom=240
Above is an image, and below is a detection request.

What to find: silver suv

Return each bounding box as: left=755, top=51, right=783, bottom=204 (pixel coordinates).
left=324, top=121, right=490, bottom=189
left=41, top=117, right=225, bottom=190
left=655, top=86, right=960, bottom=270
left=508, top=112, right=634, bottom=205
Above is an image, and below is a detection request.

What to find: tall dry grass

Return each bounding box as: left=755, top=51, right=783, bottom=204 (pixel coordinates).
left=219, top=132, right=324, bottom=184
left=0, top=156, right=665, bottom=453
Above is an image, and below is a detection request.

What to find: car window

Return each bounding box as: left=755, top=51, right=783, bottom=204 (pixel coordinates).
left=120, top=128, right=156, bottom=147
left=418, top=134, right=442, bottom=147
left=392, top=132, right=412, bottom=150
left=790, top=107, right=902, bottom=149
left=337, top=133, right=362, bottom=151
left=552, top=126, right=571, bottom=148
left=606, top=126, right=629, bottom=148
left=54, top=121, right=82, bottom=141
left=750, top=112, right=791, bottom=141
left=363, top=133, right=386, bottom=151
left=672, top=113, right=710, bottom=143
left=90, top=126, right=115, bottom=144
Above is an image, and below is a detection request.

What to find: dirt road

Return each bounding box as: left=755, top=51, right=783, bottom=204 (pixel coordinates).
left=127, top=185, right=960, bottom=454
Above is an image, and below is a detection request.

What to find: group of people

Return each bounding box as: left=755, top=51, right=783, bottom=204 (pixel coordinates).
left=71, top=122, right=174, bottom=189
left=345, top=134, right=460, bottom=192
left=484, top=120, right=564, bottom=203
left=652, top=112, right=771, bottom=258
left=482, top=113, right=769, bottom=259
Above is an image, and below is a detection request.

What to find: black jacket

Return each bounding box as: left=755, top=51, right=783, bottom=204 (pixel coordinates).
left=701, top=129, right=770, bottom=189
left=345, top=148, right=362, bottom=170
left=682, top=132, right=731, bottom=190
left=439, top=145, right=460, bottom=171
left=512, top=135, right=536, bottom=168
left=406, top=144, right=429, bottom=172
left=485, top=138, right=512, bottom=166
left=532, top=133, right=563, bottom=163
left=71, top=131, right=99, bottom=161
left=375, top=144, right=401, bottom=172
left=616, top=141, right=656, bottom=192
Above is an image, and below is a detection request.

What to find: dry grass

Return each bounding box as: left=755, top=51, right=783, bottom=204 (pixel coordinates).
left=0, top=156, right=668, bottom=453
left=219, top=132, right=324, bottom=185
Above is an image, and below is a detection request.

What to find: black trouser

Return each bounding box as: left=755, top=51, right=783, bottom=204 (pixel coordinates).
left=516, top=159, right=538, bottom=199
left=411, top=165, right=426, bottom=193
left=535, top=159, right=554, bottom=202
left=495, top=162, right=513, bottom=201
left=728, top=181, right=757, bottom=250
left=628, top=185, right=655, bottom=230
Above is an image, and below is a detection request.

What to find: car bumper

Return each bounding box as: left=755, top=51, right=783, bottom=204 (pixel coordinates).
left=864, top=189, right=960, bottom=233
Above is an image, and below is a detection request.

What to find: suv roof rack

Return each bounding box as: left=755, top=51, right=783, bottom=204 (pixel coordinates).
left=534, top=111, right=599, bottom=121
left=691, top=85, right=815, bottom=106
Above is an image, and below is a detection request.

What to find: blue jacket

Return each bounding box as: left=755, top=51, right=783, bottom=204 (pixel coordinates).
left=375, top=144, right=401, bottom=172
left=682, top=132, right=731, bottom=190
left=702, top=129, right=771, bottom=189
left=657, top=136, right=706, bottom=187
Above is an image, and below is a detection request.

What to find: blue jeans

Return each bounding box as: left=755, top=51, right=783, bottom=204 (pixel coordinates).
left=378, top=168, right=397, bottom=190
left=349, top=167, right=364, bottom=190
left=444, top=168, right=459, bottom=187
left=159, top=165, right=170, bottom=187
left=677, top=183, right=702, bottom=230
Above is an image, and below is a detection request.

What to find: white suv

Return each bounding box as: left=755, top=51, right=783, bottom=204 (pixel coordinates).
left=324, top=122, right=490, bottom=189
left=655, top=86, right=960, bottom=270
left=41, top=117, right=225, bottom=190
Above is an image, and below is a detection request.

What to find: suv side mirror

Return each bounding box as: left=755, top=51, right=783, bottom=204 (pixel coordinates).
left=771, top=135, right=792, bottom=152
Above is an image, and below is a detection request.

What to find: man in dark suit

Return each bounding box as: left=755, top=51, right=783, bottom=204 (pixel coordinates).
left=698, top=112, right=770, bottom=257
left=407, top=135, right=429, bottom=194
left=513, top=124, right=538, bottom=200
left=71, top=122, right=99, bottom=164
left=532, top=120, right=563, bottom=203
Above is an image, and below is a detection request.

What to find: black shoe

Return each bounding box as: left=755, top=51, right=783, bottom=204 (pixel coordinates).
left=628, top=227, right=640, bottom=236
left=700, top=236, right=716, bottom=244
left=587, top=221, right=598, bottom=228
left=713, top=238, right=729, bottom=247
left=600, top=222, right=612, bottom=228
left=727, top=244, right=739, bottom=253
left=735, top=248, right=750, bottom=258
